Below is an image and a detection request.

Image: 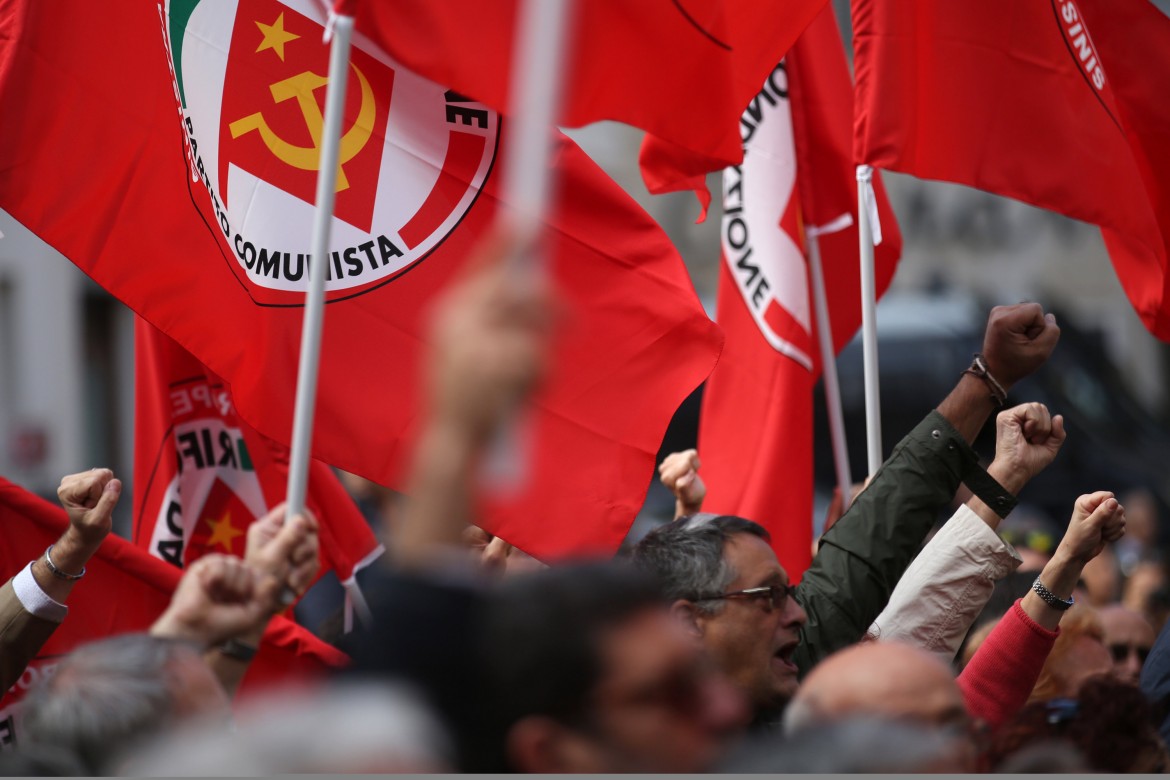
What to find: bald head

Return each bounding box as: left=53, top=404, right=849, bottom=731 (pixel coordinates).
left=1099, top=605, right=1155, bottom=685
left=785, top=642, right=966, bottom=734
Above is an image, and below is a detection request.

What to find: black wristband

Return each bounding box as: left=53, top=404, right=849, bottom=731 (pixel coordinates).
left=963, top=466, right=1019, bottom=519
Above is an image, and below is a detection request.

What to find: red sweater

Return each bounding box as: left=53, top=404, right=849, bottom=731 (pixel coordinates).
left=958, top=598, right=1059, bottom=729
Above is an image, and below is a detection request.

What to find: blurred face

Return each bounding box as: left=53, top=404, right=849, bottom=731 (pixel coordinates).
left=695, top=533, right=808, bottom=712
left=1054, top=635, right=1114, bottom=697
left=585, top=609, right=748, bottom=772
left=1099, top=607, right=1155, bottom=685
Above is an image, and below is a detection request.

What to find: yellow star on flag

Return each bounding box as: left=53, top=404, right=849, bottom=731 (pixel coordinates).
left=255, top=13, right=299, bottom=62
left=205, top=511, right=245, bottom=552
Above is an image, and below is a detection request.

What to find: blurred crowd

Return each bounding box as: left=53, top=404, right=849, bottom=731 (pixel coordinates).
left=2, top=232, right=1168, bottom=774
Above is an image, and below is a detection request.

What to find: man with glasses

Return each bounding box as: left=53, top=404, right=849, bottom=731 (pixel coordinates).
left=633, top=303, right=1061, bottom=725
left=633, top=515, right=806, bottom=719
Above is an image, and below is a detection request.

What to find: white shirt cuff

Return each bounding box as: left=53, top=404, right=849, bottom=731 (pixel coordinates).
left=12, top=562, right=68, bottom=623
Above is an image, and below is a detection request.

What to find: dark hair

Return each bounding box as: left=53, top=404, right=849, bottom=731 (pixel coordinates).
left=631, top=514, right=770, bottom=615
left=482, top=561, right=664, bottom=731
left=345, top=560, right=665, bottom=772
left=987, top=677, right=1169, bottom=773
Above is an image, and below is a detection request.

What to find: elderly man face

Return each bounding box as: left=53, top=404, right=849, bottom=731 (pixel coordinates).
left=1098, top=605, right=1155, bottom=685
left=687, top=533, right=808, bottom=712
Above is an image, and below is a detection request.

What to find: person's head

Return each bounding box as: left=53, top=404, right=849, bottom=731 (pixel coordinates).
left=722, top=716, right=970, bottom=773
left=999, top=505, right=1060, bottom=572
left=785, top=642, right=976, bottom=770
left=20, top=634, right=229, bottom=773
left=118, top=680, right=452, bottom=774
left=485, top=561, right=747, bottom=773
left=1097, top=604, right=1155, bottom=685
left=989, top=677, right=1169, bottom=773
left=784, top=641, right=968, bottom=736
left=632, top=514, right=807, bottom=713
left=1029, top=605, right=1112, bottom=702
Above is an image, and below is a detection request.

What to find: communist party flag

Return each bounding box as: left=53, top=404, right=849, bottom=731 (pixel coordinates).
left=133, top=318, right=383, bottom=587
left=0, top=475, right=347, bottom=747
left=853, top=0, right=1170, bottom=340
left=0, top=0, right=722, bottom=560
left=353, top=0, right=827, bottom=170
left=642, top=5, right=901, bottom=579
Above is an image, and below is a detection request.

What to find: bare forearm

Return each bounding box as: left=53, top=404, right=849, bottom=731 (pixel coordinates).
left=31, top=528, right=104, bottom=604
left=936, top=374, right=1000, bottom=445
left=391, top=420, right=483, bottom=569
left=203, top=628, right=263, bottom=700
left=1022, top=551, right=1082, bottom=631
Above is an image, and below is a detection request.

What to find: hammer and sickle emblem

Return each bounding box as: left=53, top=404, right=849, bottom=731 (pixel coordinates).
left=229, top=64, right=375, bottom=191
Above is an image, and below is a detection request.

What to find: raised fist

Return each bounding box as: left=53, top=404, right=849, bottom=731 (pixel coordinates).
left=56, top=468, right=120, bottom=545
left=980, top=303, right=1060, bottom=390
left=1057, top=492, right=1127, bottom=566
left=659, top=449, right=706, bottom=517
left=988, top=402, right=1067, bottom=491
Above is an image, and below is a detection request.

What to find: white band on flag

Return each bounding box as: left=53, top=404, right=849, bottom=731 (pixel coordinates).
left=856, top=165, right=883, bottom=246
left=806, top=212, right=854, bottom=239
left=339, top=543, right=384, bottom=632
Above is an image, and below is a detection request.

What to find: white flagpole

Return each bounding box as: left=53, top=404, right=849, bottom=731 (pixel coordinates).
left=285, top=12, right=354, bottom=521
left=856, top=164, right=883, bottom=476
left=482, top=0, right=571, bottom=490
left=500, top=0, right=572, bottom=241
left=806, top=225, right=854, bottom=512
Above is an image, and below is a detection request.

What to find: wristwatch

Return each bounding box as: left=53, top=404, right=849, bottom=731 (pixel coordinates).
left=1032, top=577, right=1075, bottom=611
left=216, top=637, right=259, bottom=662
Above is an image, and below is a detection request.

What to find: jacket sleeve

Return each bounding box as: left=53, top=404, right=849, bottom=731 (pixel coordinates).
left=958, top=599, right=1058, bottom=729
left=868, top=503, right=1022, bottom=663
left=793, top=410, right=1013, bottom=673
left=1140, top=613, right=1170, bottom=745
left=0, top=576, right=62, bottom=692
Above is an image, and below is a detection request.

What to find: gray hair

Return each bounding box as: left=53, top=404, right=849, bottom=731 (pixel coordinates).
left=724, top=716, right=965, bottom=773
left=630, top=513, right=769, bottom=615
left=20, top=633, right=204, bottom=773
left=119, top=679, right=453, bottom=774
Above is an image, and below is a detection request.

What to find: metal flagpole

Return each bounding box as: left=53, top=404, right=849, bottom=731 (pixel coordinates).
left=856, top=164, right=883, bottom=476
left=482, top=0, right=572, bottom=491
left=284, top=11, right=354, bottom=521
left=806, top=223, right=854, bottom=512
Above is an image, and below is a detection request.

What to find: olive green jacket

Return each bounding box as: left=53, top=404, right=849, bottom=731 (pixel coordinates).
left=792, top=410, right=1017, bottom=675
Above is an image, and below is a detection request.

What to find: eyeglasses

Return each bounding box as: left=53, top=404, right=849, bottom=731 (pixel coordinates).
left=691, top=583, right=798, bottom=611
left=1109, top=643, right=1151, bottom=664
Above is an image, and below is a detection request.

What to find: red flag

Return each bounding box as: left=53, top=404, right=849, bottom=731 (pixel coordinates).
left=663, top=5, right=901, bottom=579
left=133, top=319, right=383, bottom=585
left=0, top=0, right=722, bottom=561
left=0, top=475, right=347, bottom=743
left=853, top=0, right=1170, bottom=340
left=354, top=0, right=827, bottom=170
